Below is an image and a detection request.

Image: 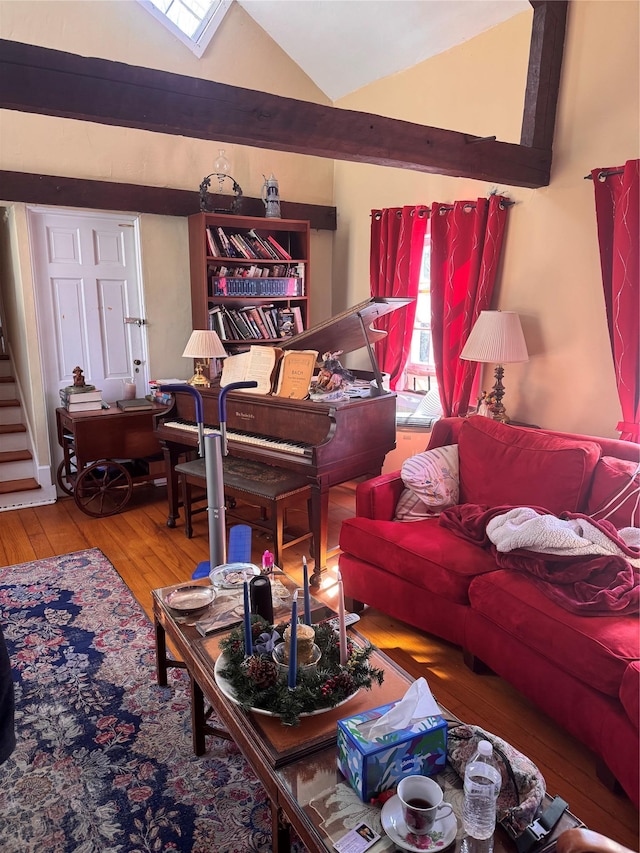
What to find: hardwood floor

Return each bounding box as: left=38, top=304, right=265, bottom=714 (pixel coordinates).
left=1, top=481, right=637, bottom=849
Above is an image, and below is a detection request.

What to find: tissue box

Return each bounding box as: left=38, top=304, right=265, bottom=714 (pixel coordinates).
left=337, top=702, right=447, bottom=801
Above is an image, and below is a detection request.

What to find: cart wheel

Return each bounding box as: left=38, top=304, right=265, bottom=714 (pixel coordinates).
left=56, top=452, right=78, bottom=496
left=74, top=460, right=133, bottom=517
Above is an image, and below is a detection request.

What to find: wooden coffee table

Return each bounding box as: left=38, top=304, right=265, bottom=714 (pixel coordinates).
left=152, top=577, right=585, bottom=853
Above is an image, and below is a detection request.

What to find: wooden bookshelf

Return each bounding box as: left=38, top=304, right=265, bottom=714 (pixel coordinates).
left=188, top=212, right=310, bottom=349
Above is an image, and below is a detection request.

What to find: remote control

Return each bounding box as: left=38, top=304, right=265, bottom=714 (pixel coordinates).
left=328, top=613, right=360, bottom=631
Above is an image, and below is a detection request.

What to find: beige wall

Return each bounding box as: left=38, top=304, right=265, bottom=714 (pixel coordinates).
left=334, top=1, right=639, bottom=437
left=0, top=0, right=335, bottom=468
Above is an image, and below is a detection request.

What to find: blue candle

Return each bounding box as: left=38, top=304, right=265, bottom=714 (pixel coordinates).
left=303, top=557, right=312, bottom=626
left=288, top=591, right=298, bottom=689
left=243, top=581, right=253, bottom=657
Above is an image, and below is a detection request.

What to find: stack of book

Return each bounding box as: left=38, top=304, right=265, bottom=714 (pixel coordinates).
left=60, top=385, right=104, bottom=412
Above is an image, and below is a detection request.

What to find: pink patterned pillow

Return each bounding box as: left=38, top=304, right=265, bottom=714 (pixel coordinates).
left=394, top=444, right=459, bottom=522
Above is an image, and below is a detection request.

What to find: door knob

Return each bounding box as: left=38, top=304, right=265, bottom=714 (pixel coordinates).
left=133, top=359, right=141, bottom=365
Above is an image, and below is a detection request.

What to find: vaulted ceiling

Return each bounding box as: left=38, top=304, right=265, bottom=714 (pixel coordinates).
left=236, top=0, right=529, bottom=101
left=0, top=2, right=567, bottom=224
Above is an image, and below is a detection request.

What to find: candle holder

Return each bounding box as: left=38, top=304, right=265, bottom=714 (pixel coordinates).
left=272, top=642, right=321, bottom=678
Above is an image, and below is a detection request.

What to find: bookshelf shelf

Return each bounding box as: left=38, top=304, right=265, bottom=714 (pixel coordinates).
left=188, top=212, right=310, bottom=348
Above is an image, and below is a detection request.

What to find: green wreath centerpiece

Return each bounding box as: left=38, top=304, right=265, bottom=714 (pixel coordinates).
left=218, top=616, right=384, bottom=726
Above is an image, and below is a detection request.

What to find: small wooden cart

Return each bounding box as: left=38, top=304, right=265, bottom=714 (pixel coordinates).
left=55, top=404, right=167, bottom=517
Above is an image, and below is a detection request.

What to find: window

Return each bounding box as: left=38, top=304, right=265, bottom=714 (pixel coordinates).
left=404, top=223, right=437, bottom=394
left=138, top=0, right=231, bottom=57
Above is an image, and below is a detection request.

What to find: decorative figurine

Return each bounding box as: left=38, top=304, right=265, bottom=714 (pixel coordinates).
left=261, top=174, right=281, bottom=219
left=72, top=366, right=87, bottom=387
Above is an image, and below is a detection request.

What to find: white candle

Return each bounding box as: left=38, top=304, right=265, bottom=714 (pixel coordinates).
left=337, top=570, right=348, bottom=666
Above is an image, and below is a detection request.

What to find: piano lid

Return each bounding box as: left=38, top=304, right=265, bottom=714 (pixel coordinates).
left=280, top=297, right=413, bottom=357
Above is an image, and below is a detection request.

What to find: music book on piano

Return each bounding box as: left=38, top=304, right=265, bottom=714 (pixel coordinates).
left=274, top=350, right=319, bottom=399
left=219, top=346, right=319, bottom=399
left=220, top=346, right=284, bottom=395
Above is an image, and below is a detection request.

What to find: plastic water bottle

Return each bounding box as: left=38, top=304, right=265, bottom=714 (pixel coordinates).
left=462, top=740, right=501, bottom=847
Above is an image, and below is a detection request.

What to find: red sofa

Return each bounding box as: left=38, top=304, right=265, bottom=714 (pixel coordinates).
left=339, top=416, right=640, bottom=807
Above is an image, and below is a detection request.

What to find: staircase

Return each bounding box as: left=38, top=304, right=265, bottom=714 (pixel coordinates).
left=0, top=353, right=50, bottom=511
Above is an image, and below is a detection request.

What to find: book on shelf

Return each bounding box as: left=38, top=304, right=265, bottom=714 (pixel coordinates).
left=247, top=229, right=279, bottom=260
left=220, top=346, right=284, bottom=395
left=65, top=399, right=105, bottom=412
left=116, top=398, right=154, bottom=412
left=245, top=307, right=270, bottom=340
left=206, top=227, right=221, bottom=257
left=277, top=308, right=296, bottom=338
left=266, top=235, right=292, bottom=260
left=216, top=227, right=237, bottom=258
left=213, top=277, right=303, bottom=297
left=273, top=350, right=319, bottom=400
left=228, top=233, right=252, bottom=260
left=290, top=305, right=305, bottom=335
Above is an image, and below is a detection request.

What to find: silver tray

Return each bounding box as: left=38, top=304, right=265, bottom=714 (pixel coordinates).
left=165, top=585, right=216, bottom=614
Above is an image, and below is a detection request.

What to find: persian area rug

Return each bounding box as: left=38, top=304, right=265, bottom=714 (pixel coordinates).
left=0, top=548, right=299, bottom=853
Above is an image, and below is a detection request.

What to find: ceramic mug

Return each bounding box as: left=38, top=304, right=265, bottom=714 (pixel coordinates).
left=397, top=775, right=453, bottom=835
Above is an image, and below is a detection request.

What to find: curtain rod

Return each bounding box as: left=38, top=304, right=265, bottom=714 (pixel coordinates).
left=584, top=168, right=624, bottom=181
left=371, top=199, right=515, bottom=218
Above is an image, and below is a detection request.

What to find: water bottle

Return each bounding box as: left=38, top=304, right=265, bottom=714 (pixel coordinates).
left=462, top=740, right=501, bottom=846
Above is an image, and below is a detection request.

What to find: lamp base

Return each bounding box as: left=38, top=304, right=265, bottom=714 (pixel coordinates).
left=187, top=362, right=210, bottom=388
left=488, top=364, right=510, bottom=422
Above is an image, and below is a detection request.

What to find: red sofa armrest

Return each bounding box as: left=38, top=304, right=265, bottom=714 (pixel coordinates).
left=355, top=471, right=406, bottom=520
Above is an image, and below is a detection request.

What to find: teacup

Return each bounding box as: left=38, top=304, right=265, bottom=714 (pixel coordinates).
left=397, top=775, right=453, bottom=835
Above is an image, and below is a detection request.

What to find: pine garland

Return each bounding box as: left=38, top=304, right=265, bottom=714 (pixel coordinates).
left=218, top=616, right=384, bottom=726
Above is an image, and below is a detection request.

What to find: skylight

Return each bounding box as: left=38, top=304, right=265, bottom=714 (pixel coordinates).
left=139, top=0, right=231, bottom=57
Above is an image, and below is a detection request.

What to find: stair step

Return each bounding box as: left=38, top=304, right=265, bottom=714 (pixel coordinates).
left=0, top=424, right=26, bottom=435
left=0, top=376, right=14, bottom=383
left=0, top=449, right=32, bottom=463
left=0, top=477, right=40, bottom=495
left=0, top=354, right=8, bottom=361
left=0, top=399, right=20, bottom=408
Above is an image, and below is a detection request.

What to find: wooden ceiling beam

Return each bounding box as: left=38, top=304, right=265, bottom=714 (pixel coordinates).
left=0, top=170, right=337, bottom=230
left=0, top=3, right=566, bottom=191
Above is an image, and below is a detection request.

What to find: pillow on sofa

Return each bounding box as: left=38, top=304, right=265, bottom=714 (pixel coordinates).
left=586, top=456, right=640, bottom=529
left=394, top=444, right=459, bottom=521
left=458, top=417, right=601, bottom=514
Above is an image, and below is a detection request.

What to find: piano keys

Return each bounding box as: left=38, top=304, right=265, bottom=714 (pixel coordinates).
left=154, top=297, right=412, bottom=577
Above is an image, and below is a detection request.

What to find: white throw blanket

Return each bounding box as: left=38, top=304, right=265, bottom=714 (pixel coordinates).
left=486, top=507, right=640, bottom=568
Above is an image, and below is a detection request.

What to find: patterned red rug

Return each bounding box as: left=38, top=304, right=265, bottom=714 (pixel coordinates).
left=0, top=548, right=303, bottom=852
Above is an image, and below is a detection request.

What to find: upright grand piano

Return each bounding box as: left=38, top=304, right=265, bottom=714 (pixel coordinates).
left=154, top=297, right=412, bottom=574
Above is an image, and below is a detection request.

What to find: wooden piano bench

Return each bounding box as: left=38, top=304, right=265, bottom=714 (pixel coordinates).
left=174, top=456, right=313, bottom=568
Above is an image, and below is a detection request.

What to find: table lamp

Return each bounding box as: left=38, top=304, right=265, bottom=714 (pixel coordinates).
left=460, top=310, right=529, bottom=422
left=182, top=330, right=227, bottom=388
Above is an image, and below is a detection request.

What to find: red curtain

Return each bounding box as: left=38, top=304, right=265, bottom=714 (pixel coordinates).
left=592, top=159, right=640, bottom=441
left=369, top=206, right=428, bottom=390
left=430, top=196, right=510, bottom=417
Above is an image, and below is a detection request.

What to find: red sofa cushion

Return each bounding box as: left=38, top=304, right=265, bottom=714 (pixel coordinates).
left=458, top=417, right=601, bottom=514
left=468, top=570, right=639, bottom=698
left=338, top=517, right=497, bottom=604
left=620, top=661, right=640, bottom=728
left=586, top=456, right=640, bottom=529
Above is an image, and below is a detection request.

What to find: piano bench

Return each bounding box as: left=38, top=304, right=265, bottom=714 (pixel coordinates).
left=174, top=457, right=313, bottom=568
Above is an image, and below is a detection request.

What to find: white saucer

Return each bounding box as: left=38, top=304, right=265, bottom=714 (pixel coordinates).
left=380, top=794, right=457, bottom=851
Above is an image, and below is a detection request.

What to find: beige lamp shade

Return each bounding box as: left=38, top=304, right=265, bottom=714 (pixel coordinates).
left=182, top=330, right=228, bottom=360
left=182, top=330, right=227, bottom=387
left=460, top=311, right=529, bottom=364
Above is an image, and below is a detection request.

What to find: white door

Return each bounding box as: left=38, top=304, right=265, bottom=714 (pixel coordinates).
left=28, top=207, right=150, bottom=482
